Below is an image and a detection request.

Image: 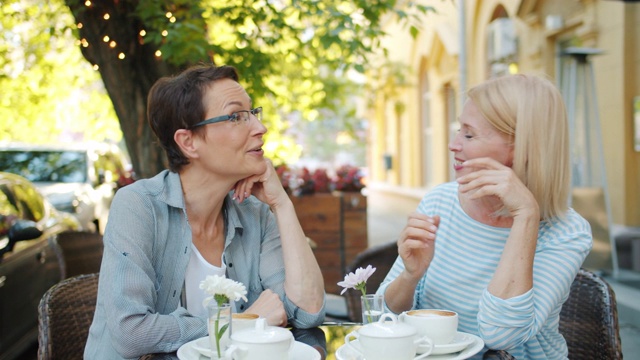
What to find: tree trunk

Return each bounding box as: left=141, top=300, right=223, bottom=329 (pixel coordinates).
left=65, top=0, right=181, bottom=179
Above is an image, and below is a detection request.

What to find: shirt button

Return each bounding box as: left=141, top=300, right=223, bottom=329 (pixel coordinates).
left=240, top=304, right=245, bottom=310
left=228, top=263, right=233, bottom=267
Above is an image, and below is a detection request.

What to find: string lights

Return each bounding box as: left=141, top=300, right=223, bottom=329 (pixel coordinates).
left=77, top=0, right=168, bottom=69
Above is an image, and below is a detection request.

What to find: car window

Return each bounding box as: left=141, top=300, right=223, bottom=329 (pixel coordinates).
left=0, top=184, right=20, bottom=238
left=12, top=183, right=44, bottom=222
left=0, top=184, right=20, bottom=252
left=0, top=150, right=88, bottom=183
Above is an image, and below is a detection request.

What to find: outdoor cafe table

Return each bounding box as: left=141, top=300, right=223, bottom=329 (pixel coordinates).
left=139, top=321, right=515, bottom=360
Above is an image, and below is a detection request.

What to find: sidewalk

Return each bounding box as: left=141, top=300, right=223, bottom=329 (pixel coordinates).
left=365, top=205, right=640, bottom=358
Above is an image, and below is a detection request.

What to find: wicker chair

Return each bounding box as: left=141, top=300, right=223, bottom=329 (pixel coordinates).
left=559, top=268, right=623, bottom=359
left=38, top=273, right=99, bottom=360
left=344, top=240, right=399, bottom=323
left=56, top=231, right=103, bottom=278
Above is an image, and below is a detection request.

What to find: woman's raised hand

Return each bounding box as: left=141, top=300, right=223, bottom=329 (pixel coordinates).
left=232, top=159, right=288, bottom=208
left=398, top=212, right=440, bottom=280
left=456, top=157, right=539, bottom=219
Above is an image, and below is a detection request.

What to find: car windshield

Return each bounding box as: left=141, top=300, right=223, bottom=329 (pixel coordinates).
left=0, top=150, right=87, bottom=183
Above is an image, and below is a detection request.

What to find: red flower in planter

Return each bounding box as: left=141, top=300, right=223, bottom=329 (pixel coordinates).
left=312, top=169, right=331, bottom=193
left=275, top=164, right=365, bottom=196
left=333, top=165, right=365, bottom=192
left=275, top=164, right=293, bottom=194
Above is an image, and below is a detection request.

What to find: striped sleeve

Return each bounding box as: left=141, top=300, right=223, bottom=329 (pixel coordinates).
left=477, top=209, right=592, bottom=358
left=375, top=182, right=592, bottom=359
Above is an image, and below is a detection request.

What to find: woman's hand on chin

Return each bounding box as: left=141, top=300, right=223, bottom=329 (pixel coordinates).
left=232, top=159, right=288, bottom=207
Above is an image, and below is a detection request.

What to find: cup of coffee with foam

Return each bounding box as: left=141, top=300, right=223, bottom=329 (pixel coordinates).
left=232, top=313, right=260, bottom=334
left=399, top=309, right=458, bottom=346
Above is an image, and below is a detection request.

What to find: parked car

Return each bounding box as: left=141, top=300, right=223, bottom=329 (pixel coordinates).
left=0, top=142, right=134, bottom=233
left=0, top=172, right=80, bottom=360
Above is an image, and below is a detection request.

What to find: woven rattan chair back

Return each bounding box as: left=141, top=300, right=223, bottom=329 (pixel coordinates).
left=38, top=273, right=99, bottom=360
left=56, top=231, right=103, bottom=278
left=559, top=268, right=623, bottom=359
left=344, top=241, right=398, bottom=322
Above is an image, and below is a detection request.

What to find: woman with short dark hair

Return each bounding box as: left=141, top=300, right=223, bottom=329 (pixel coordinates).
left=85, top=64, right=325, bottom=359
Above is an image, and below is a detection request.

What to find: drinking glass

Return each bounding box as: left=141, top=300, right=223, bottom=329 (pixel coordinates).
left=207, top=302, right=232, bottom=359
left=361, top=294, right=384, bottom=324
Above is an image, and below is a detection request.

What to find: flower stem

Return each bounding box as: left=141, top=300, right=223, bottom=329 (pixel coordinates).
left=215, top=308, right=222, bottom=358
left=362, top=289, right=373, bottom=324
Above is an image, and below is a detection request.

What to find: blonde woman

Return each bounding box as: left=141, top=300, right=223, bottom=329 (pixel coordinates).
left=377, top=74, right=592, bottom=359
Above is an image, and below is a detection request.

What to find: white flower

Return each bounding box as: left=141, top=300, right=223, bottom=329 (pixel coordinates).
left=200, top=275, right=248, bottom=308
left=337, top=265, right=376, bottom=295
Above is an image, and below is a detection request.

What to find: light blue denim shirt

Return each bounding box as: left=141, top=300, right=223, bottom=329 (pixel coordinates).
left=84, top=170, right=325, bottom=359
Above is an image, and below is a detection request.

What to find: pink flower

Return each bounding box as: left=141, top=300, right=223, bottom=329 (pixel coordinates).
left=337, top=265, right=377, bottom=295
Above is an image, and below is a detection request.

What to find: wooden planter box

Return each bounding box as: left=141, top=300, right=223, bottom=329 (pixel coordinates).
left=290, top=192, right=368, bottom=294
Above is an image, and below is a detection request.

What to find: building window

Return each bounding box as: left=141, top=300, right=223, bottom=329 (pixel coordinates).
left=487, top=17, right=518, bottom=77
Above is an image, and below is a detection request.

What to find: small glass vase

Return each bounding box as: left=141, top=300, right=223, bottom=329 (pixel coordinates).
left=361, top=294, right=384, bottom=324
left=207, top=302, right=232, bottom=359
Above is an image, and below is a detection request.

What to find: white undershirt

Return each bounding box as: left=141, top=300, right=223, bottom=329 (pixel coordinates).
left=184, top=242, right=227, bottom=319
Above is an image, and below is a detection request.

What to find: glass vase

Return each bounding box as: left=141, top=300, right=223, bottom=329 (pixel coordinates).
left=207, top=302, right=232, bottom=359
left=361, top=294, right=383, bottom=324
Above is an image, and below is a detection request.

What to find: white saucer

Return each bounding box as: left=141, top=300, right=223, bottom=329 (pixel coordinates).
left=177, top=337, right=320, bottom=360
left=419, top=332, right=476, bottom=355
left=335, top=333, right=484, bottom=360
left=188, top=337, right=215, bottom=358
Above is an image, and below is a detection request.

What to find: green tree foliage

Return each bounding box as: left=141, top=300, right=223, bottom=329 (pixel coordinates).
left=0, top=0, right=122, bottom=144
left=66, top=0, right=433, bottom=178
left=4, top=0, right=434, bottom=178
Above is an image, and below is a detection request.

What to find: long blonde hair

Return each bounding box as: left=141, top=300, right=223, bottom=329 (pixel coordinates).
left=467, top=74, right=570, bottom=220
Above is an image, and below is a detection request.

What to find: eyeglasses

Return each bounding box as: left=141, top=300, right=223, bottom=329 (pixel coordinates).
left=191, top=107, right=263, bottom=128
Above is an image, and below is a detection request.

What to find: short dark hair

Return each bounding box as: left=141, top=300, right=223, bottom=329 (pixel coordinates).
left=147, top=64, right=239, bottom=172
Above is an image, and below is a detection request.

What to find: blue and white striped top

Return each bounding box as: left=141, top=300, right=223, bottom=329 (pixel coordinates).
left=377, top=182, right=592, bottom=359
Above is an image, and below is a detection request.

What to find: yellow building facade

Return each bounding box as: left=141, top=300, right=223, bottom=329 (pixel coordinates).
left=366, top=0, right=640, bottom=233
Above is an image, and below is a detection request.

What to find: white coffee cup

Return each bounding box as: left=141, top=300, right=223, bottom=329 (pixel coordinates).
left=225, top=318, right=294, bottom=360
left=232, top=313, right=260, bottom=334
left=399, top=309, right=459, bottom=345
left=344, top=313, right=433, bottom=360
